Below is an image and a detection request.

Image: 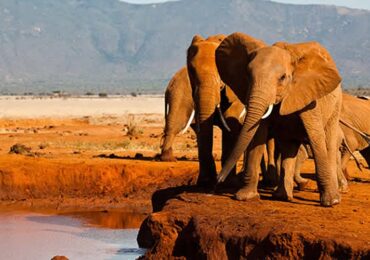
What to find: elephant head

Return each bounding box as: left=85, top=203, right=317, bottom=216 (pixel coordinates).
left=186, top=34, right=228, bottom=186
left=187, top=34, right=227, bottom=120
left=160, top=67, right=195, bottom=162
left=216, top=32, right=342, bottom=182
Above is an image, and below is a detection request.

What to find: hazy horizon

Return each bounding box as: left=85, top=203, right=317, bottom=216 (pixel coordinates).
left=121, top=0, right=370, bottom=10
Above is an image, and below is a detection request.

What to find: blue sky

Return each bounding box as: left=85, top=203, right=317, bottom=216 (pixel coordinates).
left=121, top=0, right=370, bottom=10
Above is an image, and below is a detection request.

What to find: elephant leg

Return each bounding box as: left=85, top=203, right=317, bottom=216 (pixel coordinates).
left=260, top=148, right=268, bottom=182
left=275, top=151, right=282, bottom=187
left=301, top=112, right=340, bottom=207
left=340, top=148, right=352, bottom=179
left=235, top=123, right=268, bottom=201
left=160, top=133, right=177, bottom=162
left=359, top=146, right=370, bottom=169
left=262, top=136, right=279, bottom=187
left=273, top=141, right=300, bottom=201
left=221, top=124, right=239, bottom=187
left=294, top=144, right=309, bottom=190
left=196, top=120, right=217, bottom=188
left=337, top=150, right=349, bottom=193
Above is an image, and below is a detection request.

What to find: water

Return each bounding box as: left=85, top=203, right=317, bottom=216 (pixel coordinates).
left=0, top=211, right=146, bottom=260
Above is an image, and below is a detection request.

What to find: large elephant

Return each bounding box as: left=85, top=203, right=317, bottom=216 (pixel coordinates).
left=216, top=32, right=342, bottom=207
left=187, top=34, right=245, bottom=187
left=160, top=67, right=195, bottom=162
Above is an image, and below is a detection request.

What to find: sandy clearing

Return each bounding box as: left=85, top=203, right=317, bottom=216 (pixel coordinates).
left=0, top=95, right=165, bottom=118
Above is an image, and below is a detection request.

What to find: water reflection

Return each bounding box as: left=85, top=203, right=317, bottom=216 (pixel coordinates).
left=0, top=211, right=147, bottom=259
left=62, top=210, right=147, bottom=229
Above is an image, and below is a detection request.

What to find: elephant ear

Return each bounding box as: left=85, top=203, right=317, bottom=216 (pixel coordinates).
left=191, top=34, right=205, bottom=45
left=216, top=32, right=266, bottom=103
left=187, top=35, right=205, bottom=65
left=206, top=34, right=226, bottom=43
left=274, top=41, right=342, bottom=116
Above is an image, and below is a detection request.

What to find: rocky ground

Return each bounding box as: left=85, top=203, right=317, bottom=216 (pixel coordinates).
left=138, top=168, right=370, bottom=259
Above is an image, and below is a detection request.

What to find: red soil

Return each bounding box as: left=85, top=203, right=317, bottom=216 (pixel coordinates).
left=0, top=116, right=369, bottom=258
left=0, top=116, right=198, bottom=212
left=138, top=170, right=370, bottom=259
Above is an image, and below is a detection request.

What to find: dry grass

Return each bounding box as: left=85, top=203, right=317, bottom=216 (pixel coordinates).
left=125, top=114, right=144, bottom=137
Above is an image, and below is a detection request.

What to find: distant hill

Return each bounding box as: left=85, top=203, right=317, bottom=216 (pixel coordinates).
left=0, top=0, right=369, bottom=94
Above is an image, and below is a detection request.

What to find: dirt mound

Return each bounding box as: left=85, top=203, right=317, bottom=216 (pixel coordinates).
left=138, top=181, right=370, bottom=259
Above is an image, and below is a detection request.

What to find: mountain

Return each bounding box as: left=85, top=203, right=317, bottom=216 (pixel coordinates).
left=0, top=0, right=369, bottom=94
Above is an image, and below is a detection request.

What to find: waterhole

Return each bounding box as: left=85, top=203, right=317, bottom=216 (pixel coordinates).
left=0, top=210, right=147, bottom=259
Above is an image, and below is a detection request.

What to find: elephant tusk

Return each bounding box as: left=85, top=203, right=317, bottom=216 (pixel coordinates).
left=239, top=107, right=246, bottom=119
left=180, top=109, right=195, bottom=134
left=217, top=170, right=229, bottom=183
left=261, top=104, right=274, bottom=119
left=166, top=103, right=169, bottom=116
left=217, top=104, right=231, bottom=132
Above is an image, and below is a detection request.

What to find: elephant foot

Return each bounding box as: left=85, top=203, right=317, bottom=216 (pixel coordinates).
left=338, top=176, right=349, bottom=193
left=221, top=172, right=243, bottom=189
left=320, top=191, right=341, bottom=207
left=338, top=181, right=349, bottom=194
left=260, top=178, right=278, bottom=189
left=234, top=188, right=260, bottom=201
left=160, top=149, right=177, bottom=162
left=296, top=178, right=309, bottom=191
left=272, top=188, right=293, bottom=202
left=197, top=176, right=217, bottom=191
left=261, top=165, right=278, bottom=188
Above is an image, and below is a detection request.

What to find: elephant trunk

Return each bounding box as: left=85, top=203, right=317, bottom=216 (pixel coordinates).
left=218, top=94, right=271, bottom=182
left=161, top=89, right=193, bottom=161
left=195, top=81, right=219, bottom=185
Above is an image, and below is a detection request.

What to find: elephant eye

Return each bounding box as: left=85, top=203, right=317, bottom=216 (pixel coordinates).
left=279, top=73, right=286, bottom=82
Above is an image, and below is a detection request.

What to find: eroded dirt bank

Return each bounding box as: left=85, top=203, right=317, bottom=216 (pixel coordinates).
left=138, top=179, right=370, bottom=259
left=0, top=115, right=199, bottom=212
left=0, top=155, right=197, bottom=211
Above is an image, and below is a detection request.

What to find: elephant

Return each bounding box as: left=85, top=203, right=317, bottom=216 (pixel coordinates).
left=339, top=93, right=370, bottom=175
left=160, top=67, right=195, bottom=162
left=293, top=93, right=370, bottom=184
left=187, top=34, right=246, bottom=187
left=215, top=32, right=342, bottom=207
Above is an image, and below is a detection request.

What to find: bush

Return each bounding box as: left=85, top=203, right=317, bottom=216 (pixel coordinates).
left=125, top=114, right=143, bottom=136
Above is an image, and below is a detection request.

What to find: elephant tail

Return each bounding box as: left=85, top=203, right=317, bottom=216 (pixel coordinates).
left=159, top=135, right=165, bottom=150
left=160, top=91, right=169, bottom=150
left=164, top=92, right=169, bottom=122
left=342, top=137, right=363, bottom=171
left=340, top=119, right=370, bottom=144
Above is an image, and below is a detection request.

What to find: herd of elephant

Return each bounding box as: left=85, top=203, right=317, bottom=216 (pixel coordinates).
left=158, top=32, right=370, bottom=207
